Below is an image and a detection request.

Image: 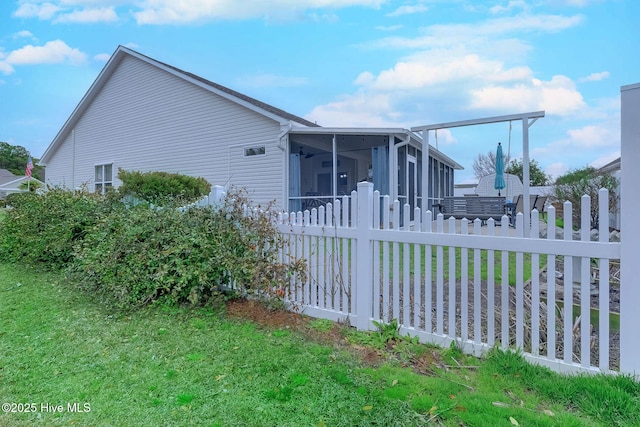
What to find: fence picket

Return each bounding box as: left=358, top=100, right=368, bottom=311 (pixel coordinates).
left=598, top=189, right=610, bottom=370
left=382, top=196, right=390, bottom=322
left=581, top=195, right=591, bottom=368
left=461, top=219, right=469, bottom=342
left=563, top=201, right=573, bottom=364
left=436, top=215, right=444, bottom=335
left=448, top=217, right=457, bottom=337
left=403, top=204, right=411, bottom=327
left=531, top=210, right=541, bottom=356
left=501, top=216, right=510, bottom=349
left=473, top=219, right=482, bottom=343
left=487, top=218, right=496, bottom=347
left=392, top=200, right=401, bottom=322
left=547, top=205, right=557, bottom=360
left=414, top=207, right=422, bottom=329
left=424, top=209, right=433, bottom=333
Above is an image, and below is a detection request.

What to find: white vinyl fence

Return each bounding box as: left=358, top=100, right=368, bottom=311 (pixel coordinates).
left=276, top=182, right=622, bottom=375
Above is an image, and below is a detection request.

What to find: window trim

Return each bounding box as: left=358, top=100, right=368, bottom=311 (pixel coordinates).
left=94, top=163, right=114, bottom=194
left=244, top=146, right=266, bottom=157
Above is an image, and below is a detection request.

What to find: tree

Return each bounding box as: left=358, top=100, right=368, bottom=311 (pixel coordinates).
left=505, top=159, right=551, bottom=186
left=0, top=141, right=42, bottom=180
left=472, top=150, right=510, bottom=180
left=552, top=166, right=619, bottom=229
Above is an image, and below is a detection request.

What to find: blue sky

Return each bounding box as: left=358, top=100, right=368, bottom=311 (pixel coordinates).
left=1, top=0, right=637, bottom=183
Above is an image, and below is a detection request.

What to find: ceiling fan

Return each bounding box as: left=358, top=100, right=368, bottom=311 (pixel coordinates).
left=298, top=147, right=315, bottom=158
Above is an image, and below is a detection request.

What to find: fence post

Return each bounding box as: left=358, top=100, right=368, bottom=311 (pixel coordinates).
left=355, top=182, right=374, bottom=331
left=210, top=185, right=226, bottom=204
left=620, top=82, right=640, bottom=376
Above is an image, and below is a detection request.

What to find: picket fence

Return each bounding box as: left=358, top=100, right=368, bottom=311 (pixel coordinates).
left=274, top=182, right=621, bottom=375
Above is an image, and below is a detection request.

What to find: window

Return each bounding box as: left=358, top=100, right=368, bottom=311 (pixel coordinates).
left=95, top=163, right=113, bottom=193
left=244, top=146, right=266, bottom=157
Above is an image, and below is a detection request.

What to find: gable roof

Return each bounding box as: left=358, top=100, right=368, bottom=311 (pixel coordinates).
left=40, top=45, right=318, bottom=165
left=0, top=175, right=43, bottom=189
left=0, top=169, right=17, bottom=185
left=598, top=157, right=620, bottom=174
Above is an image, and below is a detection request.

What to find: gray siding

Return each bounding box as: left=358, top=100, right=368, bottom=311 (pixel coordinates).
left=45, top=55, right=285, bottom=207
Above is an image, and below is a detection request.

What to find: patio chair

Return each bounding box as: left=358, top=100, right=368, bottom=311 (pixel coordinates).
left=533, top=195, right=548, bottom=218
left=510, top=194, right=539, bottom=225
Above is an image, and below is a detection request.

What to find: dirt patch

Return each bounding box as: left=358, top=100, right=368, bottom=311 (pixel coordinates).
left=225, top=298, right=386, bottom=366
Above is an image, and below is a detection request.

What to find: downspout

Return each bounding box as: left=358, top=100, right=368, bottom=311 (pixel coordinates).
left=277, top=123, right=291, bottom=151
left=278, top=123, right=291, bottom=209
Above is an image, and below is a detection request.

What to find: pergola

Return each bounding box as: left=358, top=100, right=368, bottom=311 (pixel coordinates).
left=411, top=111, right=545, bottom=237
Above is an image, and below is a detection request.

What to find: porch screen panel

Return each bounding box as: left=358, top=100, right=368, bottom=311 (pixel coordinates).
left=289, top=153, right=301, bottom=212
left=372, top=145, right=389, bottom=196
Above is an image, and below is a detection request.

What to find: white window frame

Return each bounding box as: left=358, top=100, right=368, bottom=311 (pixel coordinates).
left=243, top=146, right=266, bottom=157
left=95, top=163, right=114, bottom=194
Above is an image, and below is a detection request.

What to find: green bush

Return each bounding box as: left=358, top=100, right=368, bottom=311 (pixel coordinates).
left=117, top=169, right=211, bottom=206
left=5, top=191, right=36, bottom=208
left=1, top=184, right=303, bottom=310
left=67, top=188, right=304, bottom=309
left=552, top=166, right=619, bottom=229
left=0, top=188, right=117, bottom=270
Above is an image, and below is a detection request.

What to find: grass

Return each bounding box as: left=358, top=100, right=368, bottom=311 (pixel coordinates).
left=1, top=263, right=639, bottom=426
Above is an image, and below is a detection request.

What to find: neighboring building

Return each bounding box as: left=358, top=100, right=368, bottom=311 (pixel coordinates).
left=39, top=46, right=462, bottom=213
left=0, top=169, right=43, bottom=199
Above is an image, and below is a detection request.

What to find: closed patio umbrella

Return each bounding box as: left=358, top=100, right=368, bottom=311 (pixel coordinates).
left=494, top=142, right=506, bottom=196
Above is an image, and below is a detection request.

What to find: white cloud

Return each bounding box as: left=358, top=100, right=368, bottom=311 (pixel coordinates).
left=54, top=7, right=118, bottom=23
left=132, top=0, right=386, bottom=24
left=94, top=52, right=112, bottom=62
left=13, top=1, right=122, bottom=23
left=386, top=4, right=429, bottom=17
left=5, top=40, right=87, bottom=67
left=306, top=92, right=400, bottom=127
left=371, top=13, right=583, bottom=51
left=0, top=62, right=13, bottom=74
left=14, top=2, right=61, bottom=19
left=12, top=30, right=36, bottom=39
left=566, top=124, right=617, bottom=148
left=545, top=162, right=570, bottom=179
left=531, top=122, right=619, bottom=176
left=470, top=75, right=586, bottom=116
left=579, top=71, right=610, bottom=82
left=490, top=1, right=528, bottom=15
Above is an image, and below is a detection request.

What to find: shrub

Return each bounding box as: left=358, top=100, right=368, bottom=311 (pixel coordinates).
left=117, top=169, right=211, bottom=206
left=0, top=188, right=117, bottom=270
left=5, top=191, right=36, bottom=208
left=67, top=188, right=304, bottom=309
left=552, top=166, right=619, bottom=229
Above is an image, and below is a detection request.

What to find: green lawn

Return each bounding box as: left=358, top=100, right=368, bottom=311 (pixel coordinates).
left=1, top=263, right=637, bottom=426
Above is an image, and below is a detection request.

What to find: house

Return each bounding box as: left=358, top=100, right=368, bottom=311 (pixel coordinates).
left=0, top=169, right=43, bottom=199
left=39, top=46, right=462, bottom=213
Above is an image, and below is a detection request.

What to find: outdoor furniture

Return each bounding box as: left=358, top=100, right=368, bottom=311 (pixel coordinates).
left=435, top=196, right=507, bottom=223
left=533, top=195, right=548, bottom=218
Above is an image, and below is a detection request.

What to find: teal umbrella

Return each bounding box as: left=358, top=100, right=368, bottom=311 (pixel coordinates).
left=494, top=142, right=506, bottom=196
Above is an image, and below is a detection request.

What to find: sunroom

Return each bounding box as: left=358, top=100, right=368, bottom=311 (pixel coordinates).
left=286, top=127, right=463, bottom=220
